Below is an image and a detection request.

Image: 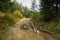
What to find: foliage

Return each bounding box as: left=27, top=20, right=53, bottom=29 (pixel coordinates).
left=22, top=7, right=31, bottom=17
left=55, top=23, right=60, bottom=35
left=31, top=12, right=43, bottom=22
left=31, top=0, right=36, bottom=11
left=13, top=10, right=24, bottom=18
left=31, top=0, right=39, bottom=11
left=55, top=24, right=60, bottom=39
left=0, top=12, right=16, bottom=27
left=0, top=11, right=24, bottom=40
left=0, top=0, right=23, bottom=13
left=0, top=10, right=24, bottom=30
left=39, top=0, right=60, bottom=37
left=0, top=0, right=11, bottom=12
left=9, top=1, right=23, bottom=12
left=40, top=0, right=60, bottom=21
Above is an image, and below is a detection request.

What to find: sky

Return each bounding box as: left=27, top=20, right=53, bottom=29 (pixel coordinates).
left=16, top=0, right=40, bottom=9
left=16, top=0, right=32, bottom=8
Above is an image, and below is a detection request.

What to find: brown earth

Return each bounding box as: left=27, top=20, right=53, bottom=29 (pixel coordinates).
left=1, top=18, right=59, bottom=40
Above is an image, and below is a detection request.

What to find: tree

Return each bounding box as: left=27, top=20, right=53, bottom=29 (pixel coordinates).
left=31, top=0, right=36, bottom=11
left=31, top=0, right=39, bottom=11
left=22, top=7, right=31, bottom=17
left=0, top=0, right=11, bottom=12
left=9, top=1, right=23, bottom=12
left=40, top=0, right=60, bottom=21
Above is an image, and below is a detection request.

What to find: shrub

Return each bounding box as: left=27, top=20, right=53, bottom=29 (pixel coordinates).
left=0, top=11, right=21, bottom=30
left=31, top=13, right=43, bottom=22
left=5, top=13, right=17, bottom=26
left=0, top=12, right=5, bottom=19
left=55, top=23, right=60, bottom=35
left=13, top=10, right=24, bottom=19
left=0, top=11, right=20, bottom=39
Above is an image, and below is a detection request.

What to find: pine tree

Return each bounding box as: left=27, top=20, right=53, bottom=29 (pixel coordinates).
left=0, top=0, right=11, bottom=12
left=31, top=0, right=36, bottom=11
left=40, top=0, right=60, bottom=21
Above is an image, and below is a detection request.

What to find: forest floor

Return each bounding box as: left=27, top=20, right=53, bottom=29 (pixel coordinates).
left=6, top=18, right=59, bottom=40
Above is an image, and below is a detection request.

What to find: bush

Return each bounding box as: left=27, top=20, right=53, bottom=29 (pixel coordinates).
left=55, top=23, right=60, bottom=35
left=0, top=11, right=21, bottom=40
left=0, top=10, right=24, bottom=31
left=5, top=13, right=17, bottom=26
left=0, top=12, right=5, bottom=19
left=13, top=10, right=24, bottom=19
left=31, top=12, right=43, bottom=22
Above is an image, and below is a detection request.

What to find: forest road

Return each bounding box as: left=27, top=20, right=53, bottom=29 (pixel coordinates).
left=6, top=18, right=59, bottom=40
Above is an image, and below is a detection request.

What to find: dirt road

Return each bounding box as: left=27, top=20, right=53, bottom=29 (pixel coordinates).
left=3, top=18, right=58, bottom=40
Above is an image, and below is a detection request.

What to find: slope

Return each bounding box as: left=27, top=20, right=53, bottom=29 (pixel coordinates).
left=2, top=18, right=58, bottom=40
